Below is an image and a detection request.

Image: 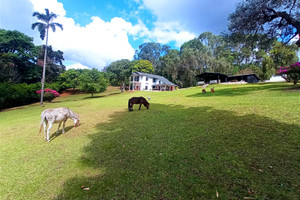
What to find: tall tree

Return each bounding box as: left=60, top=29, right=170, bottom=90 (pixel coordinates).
left=58, top=69, right=81, bottom=91
left=0, top=29, right=39, bottom=83
left=79, top=69, right=108, bottom=97
left=228, top=0, right=300, bottom=46
left=106, top=59, right=132, bottom=92
left=32, top=8, right=63, bottom=105
left=131, top=60, right=154, bottom=74
left=134, top=42, right=170, bottom=68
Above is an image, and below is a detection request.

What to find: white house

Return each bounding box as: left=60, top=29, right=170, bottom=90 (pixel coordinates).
left=129, top=72, right=177, bottom=91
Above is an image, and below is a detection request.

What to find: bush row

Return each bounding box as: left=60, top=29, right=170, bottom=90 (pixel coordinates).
left=0, top=82, right=64, bottom=110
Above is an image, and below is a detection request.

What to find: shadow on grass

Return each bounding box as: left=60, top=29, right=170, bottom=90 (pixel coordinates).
left=83, top=91, right=122, bottom=99
left=188, top=83, right=294, bottom=98
left=55, top=104, right=300, bottom=199
left=48, top=125, right=74, bottom=141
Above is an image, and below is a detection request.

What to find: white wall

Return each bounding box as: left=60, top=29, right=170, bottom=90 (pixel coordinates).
left=139, top=75, right=153, bottom=91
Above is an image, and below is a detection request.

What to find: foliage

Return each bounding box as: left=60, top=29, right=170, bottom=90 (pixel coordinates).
left=0, top=83, right=40, bottom=109
left=79, top=68, right=108, bottom=97
left=269, top=41, right=299, bottom=70
left=0, top=29, right=41, bottom=83
left=228, top=0, right=300, bottom=46
left=36, top=45, right=66, bottom=83
left=131, top=59, right=154, bottom=73
left=105, top=59, right=132, bottom=88
left=36, top=88, right=60, bottom=102
left=58, top=69, right=81, bottom=91
left=278, top=62, right=300, bottom=84
left=32, top=9, right=63, bottom=41
left=134, top=42, right=170, bottom=67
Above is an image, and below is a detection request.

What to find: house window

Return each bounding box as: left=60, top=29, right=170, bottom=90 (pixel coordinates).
left=146, top=77, right=148, bottom=81
left=145, top=86, right=148, bottom=90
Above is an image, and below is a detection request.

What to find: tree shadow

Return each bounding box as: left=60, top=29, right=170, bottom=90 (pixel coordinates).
left=187, top=83, right=294, bottom=98
left=83, top=92, right=122, bottom=99
left=55, top=104, right=300, bottom=199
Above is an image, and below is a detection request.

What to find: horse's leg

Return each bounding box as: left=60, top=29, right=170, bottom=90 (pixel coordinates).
left=139, top=103, right=142, bottom=110
left=43, top=121, right=47, bottom=141
left=47, top=122, right=53, bottom=142
left=62, top=119, right=67, bottom=133
left=57, top=122, right=62, bottom=134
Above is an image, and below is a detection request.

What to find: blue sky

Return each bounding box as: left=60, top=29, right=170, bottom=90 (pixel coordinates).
left=0, top=0, right=242, bottom=70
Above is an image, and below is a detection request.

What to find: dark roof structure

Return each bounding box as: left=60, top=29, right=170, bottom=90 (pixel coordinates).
left=131, top=72, right=177, bottom=86
left=196, top=72, right=228, bottom=83
left=196, top=72, right=260, bottom=83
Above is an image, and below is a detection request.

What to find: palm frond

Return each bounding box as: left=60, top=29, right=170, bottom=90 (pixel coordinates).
left=49, top=24, right=56, bottom=32
left=37, top=24, right=47, bottom=40
left=31, top=22, right=43, bottom=30
left=52, top=23, right=63, bottom=31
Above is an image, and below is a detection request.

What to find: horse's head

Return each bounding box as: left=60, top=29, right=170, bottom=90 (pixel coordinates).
left=74, top=114, right=80, bottom=127
left=144, top=102, right=150, bottom=109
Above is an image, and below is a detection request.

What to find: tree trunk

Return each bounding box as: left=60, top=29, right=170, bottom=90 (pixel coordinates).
left=40, top=27, right=49, bottom=105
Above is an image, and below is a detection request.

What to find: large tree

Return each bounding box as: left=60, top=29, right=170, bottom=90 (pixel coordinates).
left=105, top=59, right=132, bottom=92
left=228, top=0, right=300, bottom=46
left=134, top=42, right=170, bottom=68
left=0, top=29, right=40, bottom=83
left=131, top=60, right=154, bottom=74
left=79, top=69, right=108, bottom=97
left=32, top=8, right=63, bottom=105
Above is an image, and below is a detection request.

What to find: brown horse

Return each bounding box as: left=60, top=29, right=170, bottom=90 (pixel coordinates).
left=128, top=97, right=150, bottom=111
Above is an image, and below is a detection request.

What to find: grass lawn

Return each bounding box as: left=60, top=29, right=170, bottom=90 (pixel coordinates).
left=0, top=83, right=299, bottom=199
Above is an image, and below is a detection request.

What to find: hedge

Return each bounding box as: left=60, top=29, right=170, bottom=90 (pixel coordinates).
left=0, top=82, right=64, bottom=110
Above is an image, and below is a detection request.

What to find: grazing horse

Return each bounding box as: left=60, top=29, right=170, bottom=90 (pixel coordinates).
left=39, top=107, right=80, bottom=142
left=128, top=97, right=150, bottom=111
left=202, top=89, right=206, bottom=93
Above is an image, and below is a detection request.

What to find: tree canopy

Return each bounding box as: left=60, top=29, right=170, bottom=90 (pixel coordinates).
left=134, top=42, right=170, bottom=67
left=79, top=68, right=108, bottom=97
left=228, top=0, right=300, bottom=46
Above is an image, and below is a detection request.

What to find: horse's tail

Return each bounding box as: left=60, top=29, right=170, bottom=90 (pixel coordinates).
left=128, top=99, right=133, bottom=111
left=39, top=113, right=46, bottom=133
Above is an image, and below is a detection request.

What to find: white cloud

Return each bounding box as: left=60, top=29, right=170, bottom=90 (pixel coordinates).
left=30, top=0, right=66, bottom=16
left=140, top=0, right=241, bottom=35
left=66, top=63, right=90, bottom=70
left=149, top=22, right=196, bottom=47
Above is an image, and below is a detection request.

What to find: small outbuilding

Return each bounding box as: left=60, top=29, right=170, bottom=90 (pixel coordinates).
left=196, top=72, right=228, bottom=84
left=227, top=74, right=260, bottom=83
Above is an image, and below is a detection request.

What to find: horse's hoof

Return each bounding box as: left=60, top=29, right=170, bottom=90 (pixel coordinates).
left=47, top=140, right=50, bottom=143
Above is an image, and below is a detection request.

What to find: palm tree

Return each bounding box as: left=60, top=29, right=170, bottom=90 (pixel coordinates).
left=32, top=9, right=63, bottom=105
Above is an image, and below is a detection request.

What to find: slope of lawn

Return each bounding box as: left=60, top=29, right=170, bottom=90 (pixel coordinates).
left=0, top=83, right=299, bottom=199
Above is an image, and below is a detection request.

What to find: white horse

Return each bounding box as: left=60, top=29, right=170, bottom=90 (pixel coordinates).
left=39, top=107, right=80, bottom=142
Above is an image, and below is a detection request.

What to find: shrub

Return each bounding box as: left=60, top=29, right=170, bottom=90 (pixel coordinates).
left=36, top=88, right=60, bottom=102
left=0, top=82, right=64, bottom=110
left=278, top=62, right=300, bottom=85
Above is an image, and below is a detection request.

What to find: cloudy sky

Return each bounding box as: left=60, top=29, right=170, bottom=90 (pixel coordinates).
left=0, top=0, right=242, bottom=70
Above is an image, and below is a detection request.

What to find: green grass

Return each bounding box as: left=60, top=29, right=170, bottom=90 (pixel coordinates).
left=0, top=83, right=299, bottom=199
